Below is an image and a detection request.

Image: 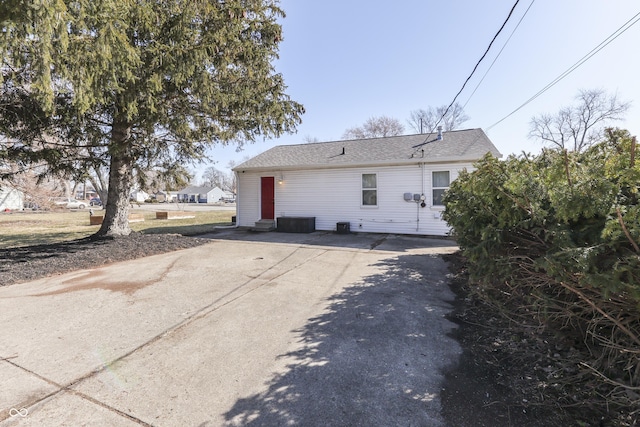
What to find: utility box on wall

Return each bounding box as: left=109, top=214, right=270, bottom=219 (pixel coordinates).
left=276, top=216, right=316, bottom=233
left=336, top=222, right=350, bottom=234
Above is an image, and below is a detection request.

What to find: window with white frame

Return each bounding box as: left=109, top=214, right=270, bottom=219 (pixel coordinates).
left=361, top=173, right=377, bottom=206
left=432, top=171, right=450, bottom=206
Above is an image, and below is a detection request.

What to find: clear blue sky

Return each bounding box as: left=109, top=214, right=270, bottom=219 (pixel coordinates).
left=198, top=0, right=640, bottom=179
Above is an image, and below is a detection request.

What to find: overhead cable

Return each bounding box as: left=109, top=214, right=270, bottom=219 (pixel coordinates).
left=462, top=0, right=536, bottom=110
left=486, top=10, right=640, bottom=132
left=428, top=0, right=522, bottom=134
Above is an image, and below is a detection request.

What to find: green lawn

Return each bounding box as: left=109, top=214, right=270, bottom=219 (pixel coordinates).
left=0, top=208, right=235, bottom=249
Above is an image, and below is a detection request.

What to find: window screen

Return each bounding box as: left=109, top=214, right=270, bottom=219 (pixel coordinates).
left=362, top=173, right=377, bottom=206
left=432, top=171, right=450, bottom=206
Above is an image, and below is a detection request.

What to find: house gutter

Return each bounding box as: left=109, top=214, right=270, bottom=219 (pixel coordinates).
left=233, top=155, right=489, bottom=174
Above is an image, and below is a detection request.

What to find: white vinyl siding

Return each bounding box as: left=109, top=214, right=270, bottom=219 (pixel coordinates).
left=236, top=163, right=472, bottom=236
left=0, top=187, right=23, bottom=211
left=236, top=173, right=261, bottom=227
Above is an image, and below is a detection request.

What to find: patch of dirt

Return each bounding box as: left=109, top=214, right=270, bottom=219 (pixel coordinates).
left=440, top=252, right=632, bottom=427
left=0, top=233, right=209, bottom=287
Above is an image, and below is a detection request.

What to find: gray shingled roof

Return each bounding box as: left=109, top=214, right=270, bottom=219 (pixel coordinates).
left=234, top=128, right=501, bottom=172
left=177, top=185, right=215, bottom=194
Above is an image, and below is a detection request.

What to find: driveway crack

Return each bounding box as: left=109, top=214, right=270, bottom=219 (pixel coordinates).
left=3, top=245, right=329, bottom=424
left=369, top=234, right=388, bottom=250
left=0, top=358, right=152, bottom=425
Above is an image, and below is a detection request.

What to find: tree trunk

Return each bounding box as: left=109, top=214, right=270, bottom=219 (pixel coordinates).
left=96, top=121, right=134, bottom=237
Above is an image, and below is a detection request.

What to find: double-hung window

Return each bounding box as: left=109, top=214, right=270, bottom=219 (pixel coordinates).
left=432, top=171, right=450, bottom=206
left=362, top=173, right=377, bottom=206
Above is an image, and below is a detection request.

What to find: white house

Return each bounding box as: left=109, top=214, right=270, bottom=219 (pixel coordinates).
left=130, top=189, right=150, bottom=203
left=0, top=186, right=24, bottom=211
left=155, top=190, right=178, bottom=203
left=222, top=190, right=235, bottom=202
left=177, top=186, right=225, bottom=203
left=233, top=128, right=501, bottom=236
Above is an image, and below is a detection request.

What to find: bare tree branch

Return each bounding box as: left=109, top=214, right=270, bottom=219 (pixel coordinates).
left=342, top=116, right=404, bottom=139
left=407, top=103, right=470, bottom=133
left=529, top=89, right=630, bottom=152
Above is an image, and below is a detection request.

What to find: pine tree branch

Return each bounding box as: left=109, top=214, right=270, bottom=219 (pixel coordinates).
left=559, top=280, right=640, bottom=347
left=616, top=207, right=640, bottom=253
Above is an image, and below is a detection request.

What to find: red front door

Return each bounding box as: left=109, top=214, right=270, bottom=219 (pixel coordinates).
left=261, top=176, right=275, bottom=220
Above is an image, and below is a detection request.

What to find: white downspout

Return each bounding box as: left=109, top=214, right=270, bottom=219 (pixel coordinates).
left=418, top=163, right=426, bottom=232
left=421, top=162, right=425, bottom=199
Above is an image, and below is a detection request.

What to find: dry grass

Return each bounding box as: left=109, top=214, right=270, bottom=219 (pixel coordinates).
left=0, top=208, right=235, bottom=249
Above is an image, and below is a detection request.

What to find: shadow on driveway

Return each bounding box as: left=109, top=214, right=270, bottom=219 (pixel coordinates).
left=206, top=229, right=458, bottom=253
left=223, top=252, right=460, bottom=427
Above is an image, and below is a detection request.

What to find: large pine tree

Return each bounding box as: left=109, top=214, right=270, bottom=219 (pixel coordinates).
left=0, top=0, right=303, bottom=236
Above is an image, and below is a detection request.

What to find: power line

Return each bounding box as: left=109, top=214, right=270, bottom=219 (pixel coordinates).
left=486, top=10, right=640, bottom=132
left=462, top=0, right=536, bottom=110
left=429, top=0, right=522, bottom=134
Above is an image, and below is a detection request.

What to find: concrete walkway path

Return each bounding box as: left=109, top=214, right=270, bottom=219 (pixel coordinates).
left=1, top=231, right=460, bottom=426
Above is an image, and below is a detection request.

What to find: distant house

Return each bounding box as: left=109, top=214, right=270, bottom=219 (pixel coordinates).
left=0, top=186, right=24, bottom=211
left=177, top=186, right=225, bottom=204
left=155, top=190, right=178, bottom=203
left=233, top=128, right=501, bottom=236
left=222, top=190, right=236, bottom=202
left=130, top=189, right=150, bottom=203
left=75, top=183, right=98, bottom=200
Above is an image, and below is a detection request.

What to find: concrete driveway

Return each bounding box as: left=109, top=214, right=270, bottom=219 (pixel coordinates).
left=1, top=230, right=460, bottom=426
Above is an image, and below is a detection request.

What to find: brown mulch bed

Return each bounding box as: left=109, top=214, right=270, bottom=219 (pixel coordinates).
left=0, top=233, right=209, bottom=287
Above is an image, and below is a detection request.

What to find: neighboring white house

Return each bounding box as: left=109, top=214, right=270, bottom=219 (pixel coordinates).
left=177, top=186, right=225, bottom=203
left=130, top=189, right=150, bottom=203
left=233, top=128, right=501, bottom=236
left=155, top=190, right=178, bottom=203
left=0, top=186, right=24, bottom=211
left=222, top=190, right=236, bottom=202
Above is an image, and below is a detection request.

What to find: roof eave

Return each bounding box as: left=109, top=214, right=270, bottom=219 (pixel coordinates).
left=233, top=153, right=498, bottom=173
